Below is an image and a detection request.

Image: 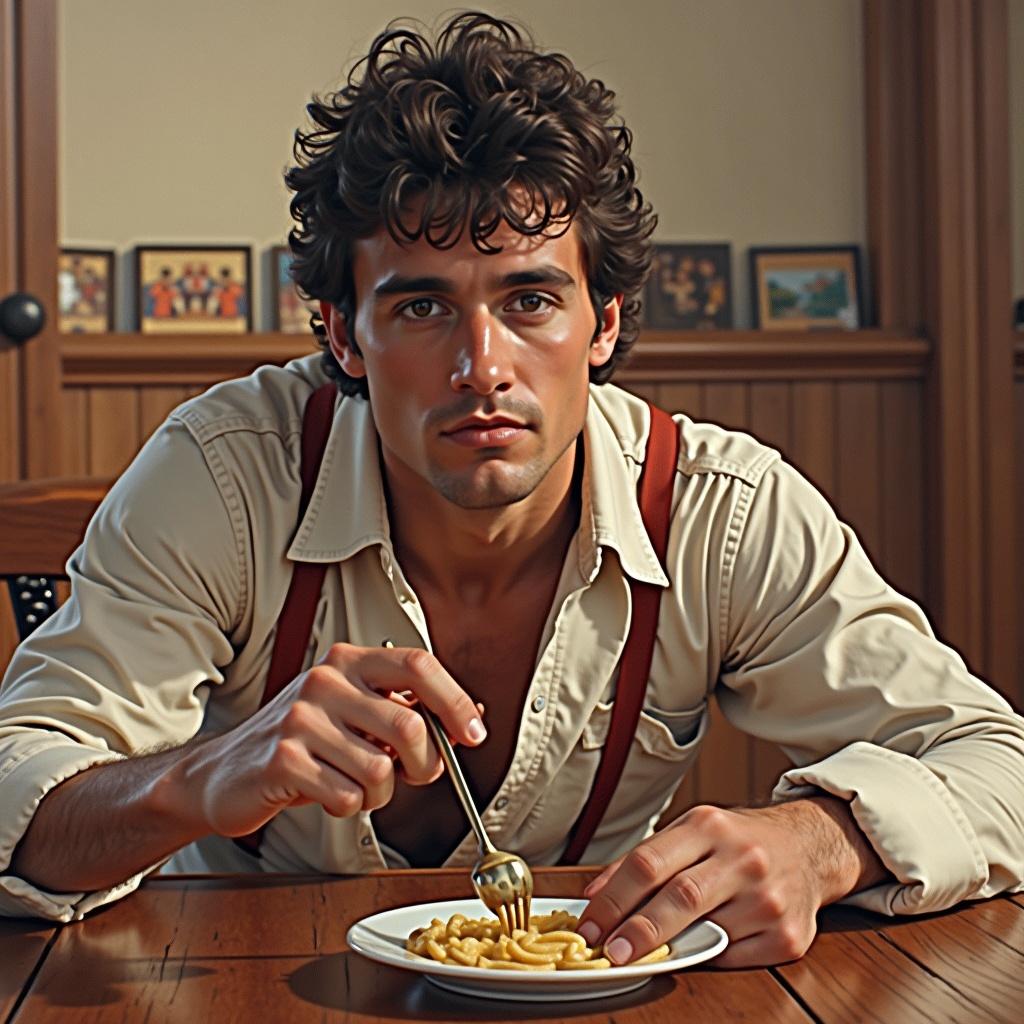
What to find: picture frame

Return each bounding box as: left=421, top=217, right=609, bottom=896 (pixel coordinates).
left=270, top=244, right=317, bottom=333
left=58, top=248, right=115, bottom=333
left=749, top=245, right=863, bottom=330
left=136, top=245, right=252, bottom=333
left=644, top=243, right=732, bottom=329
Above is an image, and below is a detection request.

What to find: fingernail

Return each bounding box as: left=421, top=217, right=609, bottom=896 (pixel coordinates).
left=606, top=937, right=633, bottom=964
left=577, top=921, right=600, bottom=946
left=467, top=718, right=486, bottom=743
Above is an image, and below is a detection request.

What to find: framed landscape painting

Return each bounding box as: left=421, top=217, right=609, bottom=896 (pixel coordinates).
left=644, top=242, right=732, bottom=329
left=136, top=245, right=251, bottom=333
left=58, top=248, right=114, bottom=332
left=749, top=245, right=863, bottom=329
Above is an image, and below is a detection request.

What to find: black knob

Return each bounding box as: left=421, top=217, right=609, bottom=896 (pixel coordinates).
left=0, top=292, right=46, bottom=344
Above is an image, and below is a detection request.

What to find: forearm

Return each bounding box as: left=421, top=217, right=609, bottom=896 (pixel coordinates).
left=10, top=738, right=211, bottom=893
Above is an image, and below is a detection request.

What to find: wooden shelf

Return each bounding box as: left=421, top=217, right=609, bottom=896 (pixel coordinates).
left=617, top=328, right=929, bottom=381
left=60, top=332, right=316, bottom=385
left=59, top=328, right=930, bottom=386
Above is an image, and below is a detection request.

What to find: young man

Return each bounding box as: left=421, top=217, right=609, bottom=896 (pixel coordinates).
left=1, top=14, right=1022, bottom=968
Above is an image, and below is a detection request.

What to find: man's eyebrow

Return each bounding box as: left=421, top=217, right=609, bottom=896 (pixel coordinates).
left=373, top=274, right=454, bottom=297
left=371, top=265, right=578, bottom=298
left=497, top=267, right=577, bottom=289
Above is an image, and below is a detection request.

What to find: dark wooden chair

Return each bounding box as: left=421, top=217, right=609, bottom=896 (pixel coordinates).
left=0, top=477, right=110, bottom=640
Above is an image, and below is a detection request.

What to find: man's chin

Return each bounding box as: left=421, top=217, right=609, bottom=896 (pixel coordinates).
left=430, top=465, right=541, bottom=510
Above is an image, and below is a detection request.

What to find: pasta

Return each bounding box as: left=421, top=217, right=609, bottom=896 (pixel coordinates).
left=406, top=909, right=671, bottom=971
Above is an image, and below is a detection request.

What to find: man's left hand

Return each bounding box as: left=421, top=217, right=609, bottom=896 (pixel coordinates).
left=575, top=796, right=889, bottom=968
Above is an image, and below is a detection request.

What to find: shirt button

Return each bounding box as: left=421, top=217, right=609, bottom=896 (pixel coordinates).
left=399, top=594, right=411, bottom=604
left=494, top=796, right=509, bottom=811
left=361, top=835, right=373, bottom=847
left=531, top=695, right=546, bottom=713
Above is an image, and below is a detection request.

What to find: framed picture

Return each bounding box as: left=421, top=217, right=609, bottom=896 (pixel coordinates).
left=58, top=248, right=114, bottom=332
left=136, top=245, right=251, bottom=333
left=750, top=246, right=863, bottom=330
left=271, top=245, right=317, bottom=333
left=644, top=243, right=732, bottom=329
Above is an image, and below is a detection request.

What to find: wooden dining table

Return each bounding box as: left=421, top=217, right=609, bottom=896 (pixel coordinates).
left=2, top=867, right=1022, bottom=1022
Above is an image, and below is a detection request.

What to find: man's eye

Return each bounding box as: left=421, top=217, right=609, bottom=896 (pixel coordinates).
left=401, top=298, right=443, bottom=319
left=507, top=293, right=550, bottom=313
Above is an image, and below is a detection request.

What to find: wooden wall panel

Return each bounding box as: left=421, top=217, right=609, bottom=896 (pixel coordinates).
left=879, top=380, right=925, bottom=604
left=61, top=387, right=89, bottom=475
left=55, top=385, right=199, bottom=480
left=86, top=387, right=138, bottom=477
left=139, top=386, right=193, bottom=440
left=835, top=381, right=884, bottom=566
left=790, top=382, right=837, bottom=497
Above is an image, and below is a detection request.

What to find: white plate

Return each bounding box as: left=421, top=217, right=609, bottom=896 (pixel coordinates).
left=346, top=896, right=728, bottom=1002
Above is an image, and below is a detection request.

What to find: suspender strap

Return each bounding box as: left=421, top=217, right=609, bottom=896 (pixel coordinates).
left=558, top=404, right=679, bottom=866
left=260, top=382, right=338, bottom=705
left=234, top=381, right=337, bottom=856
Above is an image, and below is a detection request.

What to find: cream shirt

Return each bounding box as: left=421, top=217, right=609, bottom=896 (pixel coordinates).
left=1, top=355, right=1022, bottom=922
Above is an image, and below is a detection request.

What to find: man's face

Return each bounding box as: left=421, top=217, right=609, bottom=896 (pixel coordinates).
left=323, top=220, right=620, bottom=511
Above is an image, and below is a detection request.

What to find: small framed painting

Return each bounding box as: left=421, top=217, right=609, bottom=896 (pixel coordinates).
left=58, top=248, right=115, bottom=332
left=271, top=245, right=317, bottom=333
left=136, top=245, right=251, bottom=333
left=644, top=243, right=732, bottom=329
left=750, top=246, right=863, bottom=330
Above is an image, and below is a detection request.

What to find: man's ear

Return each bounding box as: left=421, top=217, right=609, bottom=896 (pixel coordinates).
left=320, top=300, right=366, bottom=379
left=588, top=293, right=623, bottom=368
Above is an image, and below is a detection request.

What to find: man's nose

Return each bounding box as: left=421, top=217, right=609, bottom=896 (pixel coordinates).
left=449, top=308, right=514, bottom=394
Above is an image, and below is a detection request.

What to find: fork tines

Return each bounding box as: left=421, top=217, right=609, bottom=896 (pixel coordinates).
left=496, top=896, right=532, bottom=937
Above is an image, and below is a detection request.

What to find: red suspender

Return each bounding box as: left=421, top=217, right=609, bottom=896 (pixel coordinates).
left=234, top=382, right=337, bottom=856
left=558, top=404, right=679, bottom=865
left=259, top=382, right=337, bottom=705
left=238, top=387, right=679, bottom=863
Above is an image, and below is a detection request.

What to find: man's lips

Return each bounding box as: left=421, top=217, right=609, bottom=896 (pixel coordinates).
left=441, top=417, right=530, bottom=448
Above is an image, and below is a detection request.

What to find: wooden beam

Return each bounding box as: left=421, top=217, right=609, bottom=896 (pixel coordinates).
left=17, top=0, right=63, bottom=477
left=866, top=0, right=1017, bottom=694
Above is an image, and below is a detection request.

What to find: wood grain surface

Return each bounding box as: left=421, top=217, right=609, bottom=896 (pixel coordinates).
left=6, top=870, right=1024, bottom=1023
left=0, top=917, right=55, bottom=1021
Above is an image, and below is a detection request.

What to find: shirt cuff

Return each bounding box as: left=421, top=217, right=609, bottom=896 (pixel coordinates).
left=772, top=741, right=988, bottom=915
left=0, top=738, right=146, bottom=920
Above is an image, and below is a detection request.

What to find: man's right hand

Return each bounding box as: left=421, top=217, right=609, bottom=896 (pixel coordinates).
left=164, top=642, right=486, bottom=838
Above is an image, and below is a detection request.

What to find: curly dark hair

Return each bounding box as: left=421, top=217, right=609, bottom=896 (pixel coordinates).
left=285, top=11, right=656, bottom=398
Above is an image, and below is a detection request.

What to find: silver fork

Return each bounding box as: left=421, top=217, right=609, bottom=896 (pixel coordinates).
left=420, top=708, right=534, bottom=935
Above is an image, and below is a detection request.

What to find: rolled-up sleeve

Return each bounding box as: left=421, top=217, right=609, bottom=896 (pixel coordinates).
left=0, top=419, right=245, bottom=919
left=718, top=460, right=1024, bottom=914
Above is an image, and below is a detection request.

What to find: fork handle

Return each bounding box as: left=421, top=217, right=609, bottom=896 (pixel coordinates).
left=421, top=709, right=497, bottom=855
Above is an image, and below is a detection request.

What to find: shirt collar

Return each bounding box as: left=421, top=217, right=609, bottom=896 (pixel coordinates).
left=582, top=388, right=670, bottom=587
left=288, top=387, right=671, bottom=589
left=287, top=394, right=391, bottom=563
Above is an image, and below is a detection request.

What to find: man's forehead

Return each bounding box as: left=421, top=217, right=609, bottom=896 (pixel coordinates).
left=351, top=219, right=585, bottom=286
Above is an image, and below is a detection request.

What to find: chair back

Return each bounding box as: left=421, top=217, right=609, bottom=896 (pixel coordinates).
left=0, top=477, right=110, bottom=640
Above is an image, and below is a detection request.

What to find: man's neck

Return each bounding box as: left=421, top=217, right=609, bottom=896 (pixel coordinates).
left=384, top=442, right=583, bottom=607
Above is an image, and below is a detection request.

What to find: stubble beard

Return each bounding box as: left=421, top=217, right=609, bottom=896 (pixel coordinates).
left=430, top=432, right=577, bottom=511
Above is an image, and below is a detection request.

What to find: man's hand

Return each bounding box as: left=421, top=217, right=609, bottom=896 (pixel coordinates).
left=575, top=797, right=889, bottom=968
left=159, top=642, right=486, bottom=838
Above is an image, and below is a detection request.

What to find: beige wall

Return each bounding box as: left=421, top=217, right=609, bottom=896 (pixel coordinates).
left=59, top=0, right=866, bottom=330
left=1011, top=0, right=1024, bottom=312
